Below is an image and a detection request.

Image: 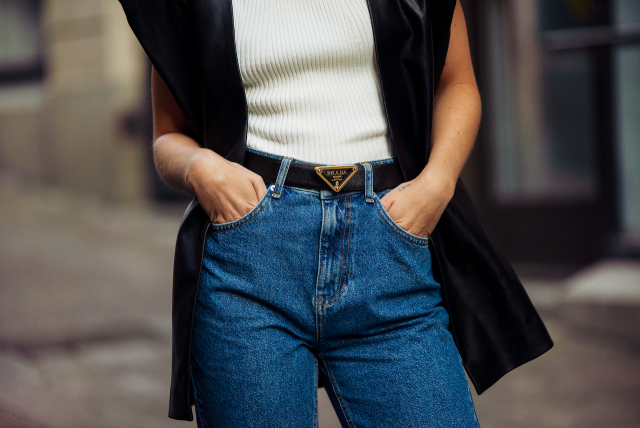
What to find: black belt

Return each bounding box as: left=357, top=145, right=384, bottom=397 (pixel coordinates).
left=243, top=150, right=405, bottom=192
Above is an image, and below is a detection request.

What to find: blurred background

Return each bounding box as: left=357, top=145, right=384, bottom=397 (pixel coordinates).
left=0, top=0, right=639, bottom=427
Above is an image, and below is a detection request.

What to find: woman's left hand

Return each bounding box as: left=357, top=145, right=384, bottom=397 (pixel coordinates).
left=376, top=0, right=480, bottom=239
left=379, top=172, right=455, bottom=238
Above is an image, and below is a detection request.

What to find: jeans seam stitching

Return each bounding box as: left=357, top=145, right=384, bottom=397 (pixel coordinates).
left=317, top=288, right=348, bottom=306
left=333, top=194, right=349, bottom=298
left=373, top=197, right=430, bottom=245
left=286, top=185, right=321, bottom=195
left=318, top=307, right=324, bottom=353
left=317, top=194, right=352, bottom=306
left=339, top=194, right=353, bottom=300
left=315, top=199, right=325, bottom=349
left=317, top=195, right=348, bottom=302
left=209, top=191, right=272, bottom=231
left=324, top=361, right=356, bottom=428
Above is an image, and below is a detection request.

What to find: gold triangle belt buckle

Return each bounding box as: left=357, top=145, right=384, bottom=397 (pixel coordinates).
left=315, top=165, right=359, bottom=192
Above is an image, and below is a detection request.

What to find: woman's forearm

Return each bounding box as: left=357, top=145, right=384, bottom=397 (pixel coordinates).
left=151, top=65, right=227, bottom=196
left=416, top=81, right=481, bottom=196
left=153, top=133, right=219, bottom=195
left=414, top=0, right=481, bottom=198
left=377, top=0, right=480, bottom=238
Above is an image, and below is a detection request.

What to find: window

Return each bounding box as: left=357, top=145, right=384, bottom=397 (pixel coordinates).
left=485, top=0, right=606, bottom=202
left=612, top=0, right=640, bottom=243
left=0, top=0, right=43, bottom=84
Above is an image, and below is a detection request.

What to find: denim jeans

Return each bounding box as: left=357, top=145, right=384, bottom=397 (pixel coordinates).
left=190, top=152, right=480, bottom=427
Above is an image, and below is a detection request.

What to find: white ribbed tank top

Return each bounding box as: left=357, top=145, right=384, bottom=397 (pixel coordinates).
left=231, top=0, right=394, bottom=165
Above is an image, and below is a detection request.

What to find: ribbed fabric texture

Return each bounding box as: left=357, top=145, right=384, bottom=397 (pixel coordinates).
left=232, top=0, right=394, bottom=165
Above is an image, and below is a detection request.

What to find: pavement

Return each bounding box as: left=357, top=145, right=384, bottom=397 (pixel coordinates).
left=1, top=171, right=639, bottom=428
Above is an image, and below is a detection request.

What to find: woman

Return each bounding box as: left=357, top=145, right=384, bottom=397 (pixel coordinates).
left=120, top=0, right=553, bottom=425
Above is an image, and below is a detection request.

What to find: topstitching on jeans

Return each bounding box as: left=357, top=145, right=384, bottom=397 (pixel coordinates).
left=317, top=193, right=349, bottom=302
left=373, top=196, right=430, bottom=246
left=208, top=189, right=273, bottom=232
left=314, top=198, right=326, bottom=350
left=283, top=185, right=320, bottom=196
left=317, top=194, right=353, bottom=305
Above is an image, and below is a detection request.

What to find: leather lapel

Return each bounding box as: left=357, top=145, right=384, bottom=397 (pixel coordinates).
left=364, top=0, right=434, bottom=181
left=192, top=0, right=248, bottom=163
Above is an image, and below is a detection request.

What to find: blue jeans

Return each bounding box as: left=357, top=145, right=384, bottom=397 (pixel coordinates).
left=190, top=153, right=480, bottom=427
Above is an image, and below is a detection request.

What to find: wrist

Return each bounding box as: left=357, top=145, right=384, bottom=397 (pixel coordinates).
left=415, top=166, right=457, bottom=201
left=185, top=149, right=216, bottom=193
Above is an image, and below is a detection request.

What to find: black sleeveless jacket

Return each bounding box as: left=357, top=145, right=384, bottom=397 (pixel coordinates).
left=118, top=0, right=554, bottom=421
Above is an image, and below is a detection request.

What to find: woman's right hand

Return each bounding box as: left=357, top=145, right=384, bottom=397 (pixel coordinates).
left=186, top=149, right=267, bottom=224
left=150, top=66, right=266, bottom=224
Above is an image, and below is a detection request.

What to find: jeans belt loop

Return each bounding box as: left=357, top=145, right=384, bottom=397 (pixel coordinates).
left=272, top=157, right=293, bottom=199
left=363, top=162, right=374, bottom=203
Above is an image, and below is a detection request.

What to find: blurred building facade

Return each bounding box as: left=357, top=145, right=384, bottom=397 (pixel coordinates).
left=0, top=0, right=639, bottom=264
left=460, top=0, right=640, bottom=265
left=0, top=0, right=149, bottom=201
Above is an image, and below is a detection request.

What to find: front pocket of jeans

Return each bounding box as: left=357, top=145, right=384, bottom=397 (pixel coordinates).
left=209, top=185, right=274, bottom=232
left=372, top=194, right=430, bottom=246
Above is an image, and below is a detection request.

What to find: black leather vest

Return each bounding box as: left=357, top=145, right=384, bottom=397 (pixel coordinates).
left=119, top=0, right=554, bottom=421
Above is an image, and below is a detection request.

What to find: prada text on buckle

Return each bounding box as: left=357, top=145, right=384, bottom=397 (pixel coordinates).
left=314, top=165, right=359, bottom=192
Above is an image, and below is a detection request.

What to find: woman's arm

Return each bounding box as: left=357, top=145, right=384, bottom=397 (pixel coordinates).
left=151, top=67, right=266, bottom=223
left=380, top=0, right=481, bottom=237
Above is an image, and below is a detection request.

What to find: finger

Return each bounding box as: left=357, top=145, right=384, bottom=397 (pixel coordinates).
left=227, top=179, right=259, bottom=212
left=209, top=189, right=248, bottom=222
left=225, top=205, right=246, bottom=222
left=227, top=178, right=264, bottom=218
left=380, top=192, right=395, bottom=212
left=251, top=175, right=267, bottom=201
left=210, top=203, right=237, bottom=223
